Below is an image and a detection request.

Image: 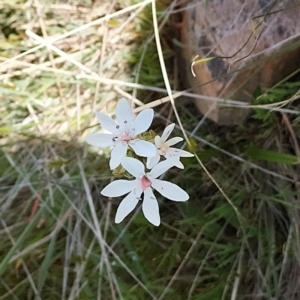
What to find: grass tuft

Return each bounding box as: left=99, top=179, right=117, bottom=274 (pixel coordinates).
left=1, top=0, right=300, bottom=299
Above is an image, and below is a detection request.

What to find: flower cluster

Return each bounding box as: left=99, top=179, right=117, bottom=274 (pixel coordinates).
left=86, top=98, right=194, bottom=226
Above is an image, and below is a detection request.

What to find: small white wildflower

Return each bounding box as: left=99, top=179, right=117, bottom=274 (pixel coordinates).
left=147, top=123, right=194, bottom=169
left=86, top=98, right=156, bottom=169
left=101, top=157, right=189, bottom=226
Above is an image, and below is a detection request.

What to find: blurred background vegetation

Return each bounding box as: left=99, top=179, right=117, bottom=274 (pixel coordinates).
left=1, top=0, right=300, bottom=299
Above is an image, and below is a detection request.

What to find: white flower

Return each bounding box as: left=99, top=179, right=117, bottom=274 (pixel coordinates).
left=86, top=98, right=156, bottom=170
left=101, top=157, right=189, bottom=226
left=147, top=123, right=194, bottom=169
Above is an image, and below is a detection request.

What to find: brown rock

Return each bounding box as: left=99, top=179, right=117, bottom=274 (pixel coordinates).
left=180, top=0, right=300, bottom=125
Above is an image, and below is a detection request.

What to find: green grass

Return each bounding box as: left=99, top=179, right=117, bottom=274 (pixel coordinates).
left=1, top=0, right=300, bottom=299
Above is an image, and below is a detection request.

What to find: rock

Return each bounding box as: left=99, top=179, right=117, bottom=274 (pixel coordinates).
left=180, top=0, right=300, bottom=125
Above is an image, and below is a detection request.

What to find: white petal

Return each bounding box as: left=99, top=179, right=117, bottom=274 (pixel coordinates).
left=101, top=179, right=138, bottom=197
left=162, top=156, right=184, bottom=169
left=142, top=188, right=160, bottom=226
left=95, top=112, right=118, bottom=134
left=121, top=157, right=145, bottom=178
left=130, top=140, right=156, bottom=158
left=148, top=158, right=176, bottom=178
left=166, top=148, right=194, bottom=158
left=115, top=98, right=133, bottom=128
left=154, top=135, right=162, bottom=148
left=161, top=123, right=175, bottom=142
left=151, top=179, right=189, bottom=201
left=110, top=142, right=127, bottom=170
left=174, top=159, right=184, bottom=169
left=86, top=133, right=115, bottom=148
left=132, top=109, right=154, bottom=135
left=166, top=137, right=183, bottom=146
left=146, top=152, right=161, bottom=169
left=115, top=190, right=142, bottom=223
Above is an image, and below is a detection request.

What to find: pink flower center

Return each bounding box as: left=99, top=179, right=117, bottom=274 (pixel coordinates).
left=120, top=131, right=131, bottom=143
left=141, top=176, right=152, bottom=190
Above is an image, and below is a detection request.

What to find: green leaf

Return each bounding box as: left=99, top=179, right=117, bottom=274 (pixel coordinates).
left=186, top=137, right=198, bottom=152
left=244, top=146, right=298, bottom=164
left=38, top=235, right=57, bottom=293
left=195, top=148, right=220, bottom=161
left=0, top=126, right=12, bottom=135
